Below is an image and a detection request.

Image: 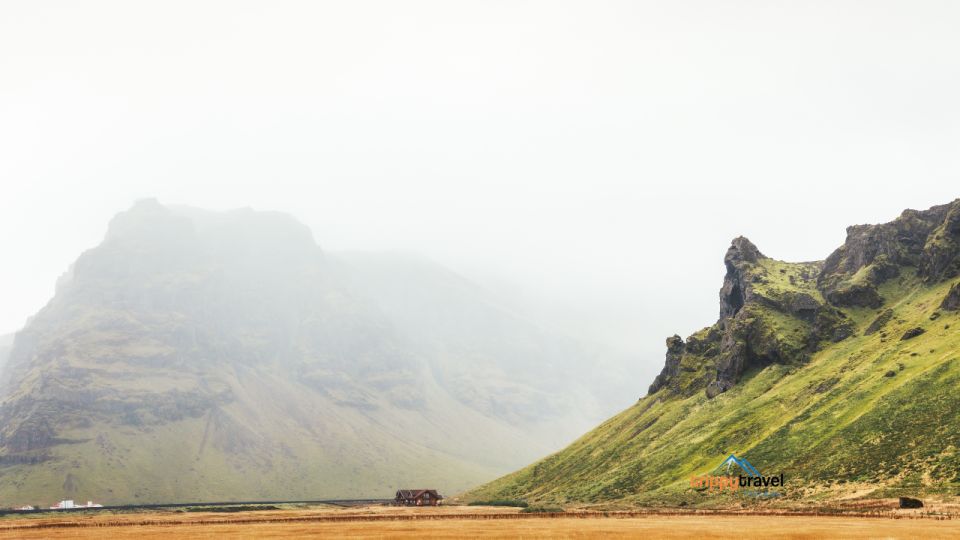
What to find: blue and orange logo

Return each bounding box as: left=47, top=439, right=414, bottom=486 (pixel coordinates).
left=689, top=454, right=784, bottom=496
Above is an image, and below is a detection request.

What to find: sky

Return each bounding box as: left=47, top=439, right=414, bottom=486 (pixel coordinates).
left=2, top=1, right=959, bottom=385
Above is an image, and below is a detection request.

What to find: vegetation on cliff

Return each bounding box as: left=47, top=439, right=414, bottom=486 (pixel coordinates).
left=467, top=199, right=960, bottom=506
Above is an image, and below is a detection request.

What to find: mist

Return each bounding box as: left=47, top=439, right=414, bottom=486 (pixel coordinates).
left=2, top=0, right=959, bottom=392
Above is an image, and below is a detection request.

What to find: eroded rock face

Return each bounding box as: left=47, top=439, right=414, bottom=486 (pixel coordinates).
left=713, top=238, right=777, bottom=395
left=650, top=237, right=848, bottom=399
left=719, top=237, right=763, bottom=319
left=824, top=283, right=884, bottom=309
left=710, top=239, right=860, bottom=397
left=705, top=381, right=728, bottom=399
left=941, top=282, right=960, bottom=311
left=647, top=335, right=685, bottom=394
left=647, top=200, right=960, bottom=401
left=920, top=204, right=960, bottom=282
left=819, top=200, right=960, bottom=308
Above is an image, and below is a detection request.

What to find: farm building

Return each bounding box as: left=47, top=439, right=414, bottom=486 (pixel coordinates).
left=50, top=500, right=103, bottom=510
left=394, top=489, right=443, bottom=506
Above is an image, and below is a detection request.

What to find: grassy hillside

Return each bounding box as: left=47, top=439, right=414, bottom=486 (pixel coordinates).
left=0, top=370, right=515, bottom=504
left=467, top=201, right=960, bottom=507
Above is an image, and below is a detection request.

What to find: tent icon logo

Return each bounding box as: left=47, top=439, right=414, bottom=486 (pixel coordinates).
left=690, top=454, right=784, bottom=496
left=715, top=454, right=761, bottom=477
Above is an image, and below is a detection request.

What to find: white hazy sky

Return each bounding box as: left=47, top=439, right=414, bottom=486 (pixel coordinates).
left=2, top=1, right=958, bottom=384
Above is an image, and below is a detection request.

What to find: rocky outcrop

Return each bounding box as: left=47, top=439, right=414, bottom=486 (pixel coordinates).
left=941, top=282, right=960, bottom=311
left=919, top=203, right=960, bottom=281
left=824, top=283, right=884, bottom=309
left=711, top=239, right=859, bottom=396
left=816, top=309, right=856, bottom=343
left=713, top=239, right=773, bottom=396
left=819, top=200, right=960, bottom=309
left=900, top=327, right=925, bottom=341
left=648, top=200, right=960, bottom=400
left=705, top=380, right=728, bottom=399
left=651, top=237, right=850, bottom=399
left=864, top=309, right=894, bottom=335
left=647, top=335, right=685, bottom=394
left=719, top=237, right=763, bottom=319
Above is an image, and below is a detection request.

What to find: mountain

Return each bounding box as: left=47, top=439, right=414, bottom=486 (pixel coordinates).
left=334, top=252, right=636, bottom=447
left=0, top=200, right=630, bottom=505
left=0, top=334, right=11, bottom=379
left=467, top=199, right=960, bottom=507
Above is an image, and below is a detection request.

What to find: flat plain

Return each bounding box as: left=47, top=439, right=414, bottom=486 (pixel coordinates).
left=1, top=505, right=959, bottom=539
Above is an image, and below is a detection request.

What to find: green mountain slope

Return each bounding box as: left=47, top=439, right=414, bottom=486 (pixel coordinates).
left=467, top=199, right=960, bottom=507
left=0, top=200, right=621, bottom=505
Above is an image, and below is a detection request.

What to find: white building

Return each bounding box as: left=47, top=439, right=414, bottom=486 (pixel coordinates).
left=50, top=500, right=103, bottom=510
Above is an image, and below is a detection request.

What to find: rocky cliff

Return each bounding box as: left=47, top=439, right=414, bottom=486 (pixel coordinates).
left=468, top=198, right=960, bottom=506
left=649, top=199, right=960, bottom=400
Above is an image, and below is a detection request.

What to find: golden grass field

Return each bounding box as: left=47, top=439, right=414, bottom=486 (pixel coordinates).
left=2, top=505, right=959, bottom=539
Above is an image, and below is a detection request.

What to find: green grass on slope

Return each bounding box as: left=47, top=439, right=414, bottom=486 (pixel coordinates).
left=752, top=259, right=824, bottom=302
left=0, top=410, right=502, bottom=506
left=466, top=272, right=960, bottom=506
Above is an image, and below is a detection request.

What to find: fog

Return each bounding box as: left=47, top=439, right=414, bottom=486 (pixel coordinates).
left=2, top=1, right=959, bottom=387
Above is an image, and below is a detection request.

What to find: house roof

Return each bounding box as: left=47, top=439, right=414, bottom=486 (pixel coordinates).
left=396, top=489, right=443, bottom=499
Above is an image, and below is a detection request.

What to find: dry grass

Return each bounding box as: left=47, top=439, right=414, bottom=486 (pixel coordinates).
left=1, top=506, right=959, bottom=539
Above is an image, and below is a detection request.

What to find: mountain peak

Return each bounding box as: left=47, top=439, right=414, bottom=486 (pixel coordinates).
left=104, top=198, right=190, bottom=242
left=725, top=236, right=765, bottom=267
left=469, top=198, right=960, bottom=507
left=0, top=201, right=628, bottom=504
left=719, top=236, right=764, bottom=320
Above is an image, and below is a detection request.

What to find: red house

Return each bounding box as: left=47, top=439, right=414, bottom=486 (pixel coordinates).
left=395, top=489, right=443, bottom=506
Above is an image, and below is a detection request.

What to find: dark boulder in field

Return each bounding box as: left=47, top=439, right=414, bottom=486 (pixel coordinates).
left=864, top=309, right=894, bottom=336
left=900, top=327, right=926, bottom=341
left=941, top=282, right=960, bottom=311
left=899, top=497, right=923, bottom=509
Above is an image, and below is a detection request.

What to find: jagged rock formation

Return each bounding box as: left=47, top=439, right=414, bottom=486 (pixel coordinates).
left=820, top=200, right=960, bottom=307
left=648, top=199, right=960, bottom=399
left=719, top=237, right=763, bottom=318
left=468, top=198, right=960, bottom=506
left=942, top=282, right=960, bottom=311
left=646, top=335, right=688, bottom=395
left=649, top=237, right=851, bottom=399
